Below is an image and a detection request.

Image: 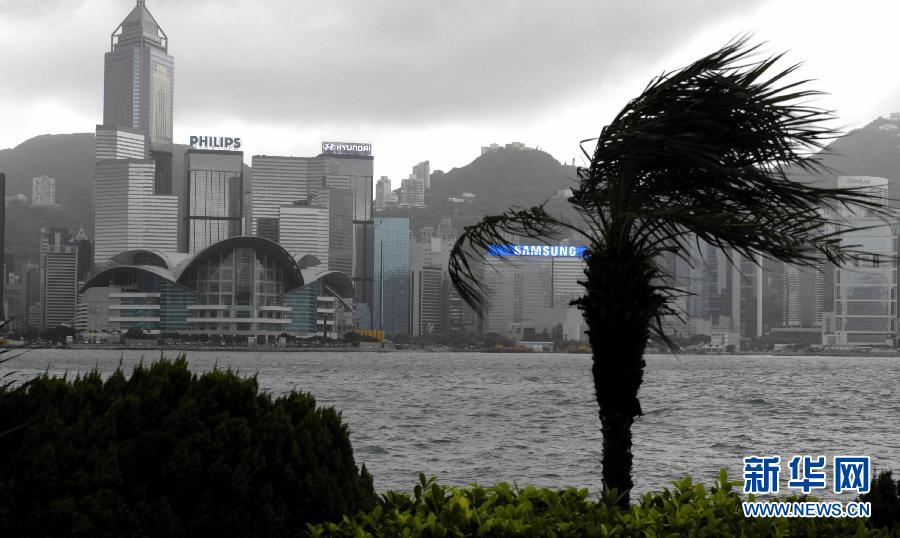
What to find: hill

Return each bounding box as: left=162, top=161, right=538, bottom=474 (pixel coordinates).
left=792, top=117, right=900, bottom=207
left=379, top=147, right=578, bottom=234
left=0, top=134, right=96, bottom=271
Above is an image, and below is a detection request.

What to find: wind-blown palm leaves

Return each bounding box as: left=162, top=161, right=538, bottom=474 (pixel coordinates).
left=448, top=38, right=891, bottom=506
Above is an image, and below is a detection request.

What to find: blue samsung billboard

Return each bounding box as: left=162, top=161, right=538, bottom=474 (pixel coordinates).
left=488, top=244, right=587, bottom=257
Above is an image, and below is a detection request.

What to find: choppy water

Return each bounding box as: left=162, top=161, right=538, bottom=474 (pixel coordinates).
left=1, top=350, right=898, bottom=497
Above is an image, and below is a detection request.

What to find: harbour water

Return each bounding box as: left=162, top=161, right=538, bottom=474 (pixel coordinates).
left=1, top=350, right=898, bottom=497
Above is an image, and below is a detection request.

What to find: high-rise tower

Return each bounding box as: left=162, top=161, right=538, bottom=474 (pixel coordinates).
left=94, top=1, right=178, bottom=265
left=104, top=1, right=174, bottom=150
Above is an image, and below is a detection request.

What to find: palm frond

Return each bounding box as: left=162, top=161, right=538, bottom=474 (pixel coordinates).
left=573, top=35, right=892, bottom=270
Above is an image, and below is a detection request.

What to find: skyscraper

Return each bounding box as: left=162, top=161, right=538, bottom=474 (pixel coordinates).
left=104, top=0, right=174, bottom=152
left=94, top=2, right=178, bottom=264
left=71, top=227, right=94, bottom=283
left=40, top=228, right=78, bottom=329
left=279, top=205, right=330, bottom=265
left=184, top=149, right=243, bottom=252
left=374, top=218, right=410, bottom=335
left=319, top=147, right=375, bottom=326
left=94, top=128, right=178, bottom=264
left=829, top=176, right=896, bottom=347
left=250, top=155, right=326, bottom=240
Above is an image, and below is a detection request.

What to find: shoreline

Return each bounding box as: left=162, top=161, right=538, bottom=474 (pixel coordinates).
left=3, top=344, right=899, bottom=357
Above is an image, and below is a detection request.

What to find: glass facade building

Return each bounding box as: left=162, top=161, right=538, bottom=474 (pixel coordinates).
left=78, top=237, right=355, bottom=340
left=184, top=149, right=244, bottom=253
left=103, top=0, right=173, bottom=149
left=374, top=218, right=410, bottom=335
left=95, top=2, right=178, bottom=266
left=832, top=176, right=896, bottom=347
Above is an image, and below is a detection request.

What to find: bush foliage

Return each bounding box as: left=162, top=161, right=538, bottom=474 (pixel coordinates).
left=0, top=357, right=374, bottom=537
left=863, top=471, right=900, bottom=530
left=310, top=471, right=896, bottom=537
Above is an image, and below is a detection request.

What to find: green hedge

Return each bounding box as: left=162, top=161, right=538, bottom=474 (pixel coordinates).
left=310, top=472, right=896, bottom=537
left=0, top=357, right=374, bottom=537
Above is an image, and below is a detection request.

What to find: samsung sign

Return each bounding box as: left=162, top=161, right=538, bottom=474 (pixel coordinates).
left=322, top=141, right=372, bottom=156
left=488, top=244, right=587, bottom=257
left=190, top=136, right=242, bottom=150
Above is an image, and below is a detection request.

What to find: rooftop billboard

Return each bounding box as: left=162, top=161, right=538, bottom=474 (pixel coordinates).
left=322, top=141, right=372, bottom=156
left=487, top=244, right=587, bottom=257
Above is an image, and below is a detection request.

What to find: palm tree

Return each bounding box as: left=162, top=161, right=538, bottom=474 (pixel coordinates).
left=448, top=38, right=889, bottom=506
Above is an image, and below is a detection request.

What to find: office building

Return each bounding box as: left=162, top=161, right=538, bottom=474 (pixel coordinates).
left=23, top=262, right=40, bottom=329
left=104, top=0, right=174, bottom=174
left=482, top=260, right=516, bottom=335
left=318, top=144, right=375, bottom=325
left=32, top=175, right=56, bottom=205
left=94, top=131, right=178, bottom=264
left=3, top=273, right=25, bottom=332
left=40, top=227, right=78, bottom=329
left=71, top=227, right=94, bottom=282
left=250, top=156, right=327, bottom=240
left=552, top=257, right=584, bottom=307
left=249, top=144, right=374, bottom=323
left=829, top=176, right=896, bottom=347
left=184, top=149, right=243, bottom=253
left=410, top=266, right=443, bottom=336
left=104, top=0, right=174, bottom=147
left=310, top=186, right=353, bottom=275
left=412, top=160, right=431, bottom=190
left=279, top=205, right=330, bottom=266
left=374, top=218, right=410, bottom=335
left=94, top=1, right=178, bottom=264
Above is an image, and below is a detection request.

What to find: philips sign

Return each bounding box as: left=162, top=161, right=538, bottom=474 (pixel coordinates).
left=189, top=136, right=242, bottom=150
left=322, top=141, right=372, bottom=156
left=488, top=244, right=587, bottom=257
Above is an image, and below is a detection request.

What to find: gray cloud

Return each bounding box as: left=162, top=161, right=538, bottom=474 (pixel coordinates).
left=0, top=0, right=768, bottom=132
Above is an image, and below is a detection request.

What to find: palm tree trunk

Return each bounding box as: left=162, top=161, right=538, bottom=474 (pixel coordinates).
left=578, top=246, right=655, bottom=507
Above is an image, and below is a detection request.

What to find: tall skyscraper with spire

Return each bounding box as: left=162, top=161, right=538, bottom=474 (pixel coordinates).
left=94, top=1, right=178, bottom=265
left=104, top=0, right=174, bottom=161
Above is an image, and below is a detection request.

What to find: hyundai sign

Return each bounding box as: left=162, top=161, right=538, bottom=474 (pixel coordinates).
left=189, top=136, right=242, bottom=150
left=322, top=141, right=372, bottom=156
left=488, top=244, right=587, bottom=257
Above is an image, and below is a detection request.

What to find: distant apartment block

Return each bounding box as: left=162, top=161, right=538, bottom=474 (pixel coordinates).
left=400, top=176, right=425, bottom=207
left=412, top=160, right=431, bottom=189
left=480, top=142, right=534, bottom=154
left=31, top=175, right=56, bottom=205
left=374, top=176, right=398, bottom=210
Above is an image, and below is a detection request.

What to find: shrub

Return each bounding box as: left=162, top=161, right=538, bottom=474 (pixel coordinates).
left=0, top=356, right=374, bottom=537
left=309, top=471, right=894, bottom=537
left=862, top=471, right=900, bottom=530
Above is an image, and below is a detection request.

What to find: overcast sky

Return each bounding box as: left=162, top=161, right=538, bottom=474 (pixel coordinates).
left=1, top=0, right=899, bottom=181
